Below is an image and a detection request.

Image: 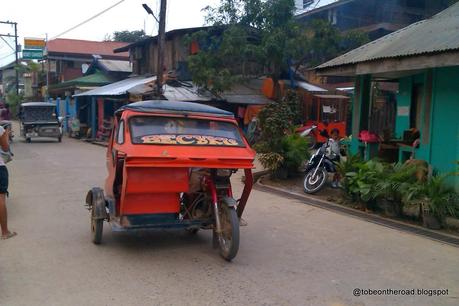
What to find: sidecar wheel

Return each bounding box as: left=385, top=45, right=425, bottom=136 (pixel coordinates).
left=91, top=206, right=103, bottom=244
left=217, top=201, right=239, bottom=261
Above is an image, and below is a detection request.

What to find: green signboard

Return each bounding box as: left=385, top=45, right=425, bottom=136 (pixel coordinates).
left=23, top=49, right=44, bottom=60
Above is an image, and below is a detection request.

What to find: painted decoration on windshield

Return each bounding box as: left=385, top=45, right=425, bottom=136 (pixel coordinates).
left=141, top=134, right=242, bottom=146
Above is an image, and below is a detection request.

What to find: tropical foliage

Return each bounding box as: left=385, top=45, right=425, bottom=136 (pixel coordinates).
left=186, top=0, right=367, bottom=95
left=255, top=90, right=309, bottom=177
left=404, top=174, right=458, bottom=220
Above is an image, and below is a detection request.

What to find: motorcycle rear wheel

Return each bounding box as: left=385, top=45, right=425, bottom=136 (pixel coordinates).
left=303, top=167, right=327, bottom=194
left=216, top=200, right=240, bottom=261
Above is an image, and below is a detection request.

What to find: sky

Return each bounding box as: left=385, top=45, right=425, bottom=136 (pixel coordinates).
left=0, top=0, right=334, bottom=66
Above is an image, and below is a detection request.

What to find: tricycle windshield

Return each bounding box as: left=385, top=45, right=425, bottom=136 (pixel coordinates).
left=21, top=106, right=57, bottom=123
left=129, top=116, right=245, bottom=147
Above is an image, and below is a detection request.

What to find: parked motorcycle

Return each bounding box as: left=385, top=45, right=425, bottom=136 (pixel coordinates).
left=303, top=129, right=339, bottom=194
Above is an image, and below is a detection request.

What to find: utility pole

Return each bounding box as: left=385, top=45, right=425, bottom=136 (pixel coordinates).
left=14, top=22, right=18, bottom=95
left=0, top=21, right=19, bottom=95
left=156, top=0, right=167, bottom=96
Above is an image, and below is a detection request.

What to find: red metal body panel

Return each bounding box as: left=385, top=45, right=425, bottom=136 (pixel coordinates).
left=119, top=166, right=188, bottom=215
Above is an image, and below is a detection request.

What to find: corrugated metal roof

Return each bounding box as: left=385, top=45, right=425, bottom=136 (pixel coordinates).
left=219, top=82, right=270, bottom=105
left=46, top=38, right=129, bottom=59
left=163, top=81, right=270, bottom=104
left=163, top=83, right=214, bottom=102
left=73, top=76, right=156, bottom=97
left=296, top=81, right=327, bottom=92
left=317, top=3, right=459, bottom=70
left=98, top=59, right=132, bottom=73
left=222, top=95, right=270, bottom=105
left=314, top=94, right=349, bottom=99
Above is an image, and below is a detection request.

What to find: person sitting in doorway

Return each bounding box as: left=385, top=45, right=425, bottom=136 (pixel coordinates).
left=327, top=128, right=342, bottom=189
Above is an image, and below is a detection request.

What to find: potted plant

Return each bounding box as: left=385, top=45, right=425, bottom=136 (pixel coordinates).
left=404, top=175, right=458, bottom=229
left=342, top=159, right=385, bottom=210
left=375, top=162, right=418, bottom=218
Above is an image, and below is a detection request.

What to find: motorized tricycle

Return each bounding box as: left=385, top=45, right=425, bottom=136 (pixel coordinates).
left=19, top=102, right=63, bottom=143
left=85, top=100, right=255, bottom=261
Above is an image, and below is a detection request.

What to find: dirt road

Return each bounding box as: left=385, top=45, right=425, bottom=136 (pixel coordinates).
left=1, top=133, right=458, bottom=306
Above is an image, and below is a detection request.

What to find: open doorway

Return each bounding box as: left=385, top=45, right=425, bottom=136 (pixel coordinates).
left=410, top=83, right=423, bottom=129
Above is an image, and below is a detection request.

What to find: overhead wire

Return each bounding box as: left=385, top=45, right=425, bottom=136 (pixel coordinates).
left=0, top=51, right=15, bottom=60
left=50, top=0, right=126, bottom=39
left=0, top=36, right=15, bottom=51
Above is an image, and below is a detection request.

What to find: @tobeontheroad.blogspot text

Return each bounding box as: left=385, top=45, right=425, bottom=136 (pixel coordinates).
left=353, top=288, right=449, bottom=297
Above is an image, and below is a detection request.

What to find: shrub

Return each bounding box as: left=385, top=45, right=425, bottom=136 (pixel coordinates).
left=375, top=162, right=419, bottom=202
left=335, top=154, right=363, bottom=194
left=258, top=133, right=309, bottom=178
left=344, top=160, right=386, bottom=203
left=280, top=133, right=310, bottom=174
left=403, top=174, right=458, bottom=220
left=256, top=90, right=307, bottom=178
left=258, top=152, right=284, bottom=172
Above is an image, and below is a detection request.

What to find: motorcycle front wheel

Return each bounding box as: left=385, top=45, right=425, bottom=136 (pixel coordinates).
left=303, top=167, right=327, bottom=194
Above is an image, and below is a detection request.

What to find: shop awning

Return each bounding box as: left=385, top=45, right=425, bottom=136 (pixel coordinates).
left=49, top=70, right=114, bottom=94
left=73, top=75, right=156, bottom=97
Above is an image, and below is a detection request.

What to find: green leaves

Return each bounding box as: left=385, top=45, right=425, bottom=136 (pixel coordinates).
left=280, top=133, right=310, bottom=171
left=340, top=157, right=458, bottom=220
left=404, top=174, right=458, bottom=220
left=255, top=90, right=308, bottom=177
left=111, top=30, right=146, bottom=43
left=257, top=90, right=302, bottom=149
left=187, top=0, right=306, bottom=94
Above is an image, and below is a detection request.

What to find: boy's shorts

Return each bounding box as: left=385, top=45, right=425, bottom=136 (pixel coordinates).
left=0, top=166, right=8, bottom=194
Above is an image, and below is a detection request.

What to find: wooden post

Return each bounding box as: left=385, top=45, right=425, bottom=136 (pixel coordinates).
left=156, top=0, right=167, bottom=96
left=65, top=96, right=70, bottom=133
left=56, top=97, right=61, bottom=117
left=14, top=22, right=19, bottom=95
left=91, top=97, right=97, bottom=139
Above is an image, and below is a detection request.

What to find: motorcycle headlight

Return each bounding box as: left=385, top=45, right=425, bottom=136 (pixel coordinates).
left=216, top=169, right=233, bottom=177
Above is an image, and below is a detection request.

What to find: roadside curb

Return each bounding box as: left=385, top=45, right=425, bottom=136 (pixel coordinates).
left=81, top=139, right=108, bottom=147
left=255, top=176, right=459, bottom=248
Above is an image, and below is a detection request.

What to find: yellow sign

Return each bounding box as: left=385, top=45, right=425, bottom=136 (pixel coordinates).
left=141, top=134, right=241, bottom=146
left=24, top=38, right=46, bottom=49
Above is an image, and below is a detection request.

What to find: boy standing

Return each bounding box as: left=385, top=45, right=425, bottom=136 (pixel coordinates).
left=328, top=128, right=341, bottom=188
left=0, top=125, right=15, bottom=239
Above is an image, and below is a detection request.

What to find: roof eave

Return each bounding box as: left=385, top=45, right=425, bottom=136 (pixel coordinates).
left=316, top=51, right=459, bottom=77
